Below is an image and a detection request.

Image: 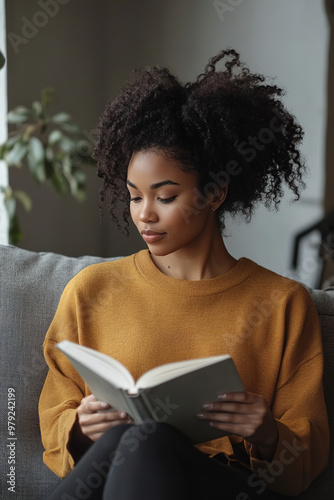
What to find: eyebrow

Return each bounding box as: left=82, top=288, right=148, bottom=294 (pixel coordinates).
left=126, top=180, right=180, bottom=190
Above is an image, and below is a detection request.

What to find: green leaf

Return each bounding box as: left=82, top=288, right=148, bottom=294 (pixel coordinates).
left=50, top=169, right=69, bottom=196
left=4, top=141, right=27, bottom=166
left=67, top=173, right=78, bottom=196
left=27, top=137, right=46, bottom=182
left=52, top=112, right=71, bottom=123
left=4, top=135, right=22, bottom=147
left=29, top=136, right=44, bottom=162
left=0, top=186, right=10, bottom=198
left=28, top=159, right=46, bottom=183
left=60, top=122, right=81, bottom=134
left=0, top=50, right=5, bottom=69
left=13, top=190, right=32, bottom=211
left=9, top=212, right=23, bottom=245
left=45, top=146, right=54, bottom=162
left=7, top=106, right=31, bottom=123
left=62, top=154, right=72, bottom=173
left=4, top=196, right=16, bottom=219
left=41, top=88, right=55, bottom=109
left=1, top=188, right=26, bottom=243
left=59, top=136, right=76, bottom=153
left=72, top=169, right=86, bottom=184
left=48, top=130, right=63, bottom=145
left=32, top=101, right=43, bottom=118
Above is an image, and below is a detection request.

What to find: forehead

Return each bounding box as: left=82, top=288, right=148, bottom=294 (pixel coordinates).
left=127, top=150, right=196, bottom=185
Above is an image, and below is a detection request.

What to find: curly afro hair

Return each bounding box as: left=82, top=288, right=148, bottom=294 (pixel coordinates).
left=94, top=49, right=305, bottom=232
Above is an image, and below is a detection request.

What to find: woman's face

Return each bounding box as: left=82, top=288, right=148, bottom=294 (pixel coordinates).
left=127, top=149, right=218, bottom=257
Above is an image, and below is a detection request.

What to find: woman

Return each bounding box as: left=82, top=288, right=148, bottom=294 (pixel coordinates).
left=39, top=49, right=329, bottom=499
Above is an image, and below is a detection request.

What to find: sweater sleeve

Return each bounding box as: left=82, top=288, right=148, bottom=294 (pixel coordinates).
left=244, top=285, right=330, bottom=496
left=38, top=279, right=87, bottom=478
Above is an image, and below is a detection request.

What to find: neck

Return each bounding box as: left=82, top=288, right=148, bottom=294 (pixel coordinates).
left=150, top=226, right=238, bottom=281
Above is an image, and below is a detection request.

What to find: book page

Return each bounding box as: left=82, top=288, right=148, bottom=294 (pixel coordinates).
left=57, top=341, right=135, bottom=390
left=135, top=354, right=231, bottom=390
left=139, top=356, right=244, bottom=443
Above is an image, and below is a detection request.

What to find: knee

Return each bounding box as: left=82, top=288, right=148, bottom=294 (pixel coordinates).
left=141, top=421, right=191, bottom=445
left=139, top=421, right=186, bottom=442
left=94, top=423, right=132, bottom=455
left=118, top=421, right=188, bottom=456
left=104, top=422, right=132, bottom=438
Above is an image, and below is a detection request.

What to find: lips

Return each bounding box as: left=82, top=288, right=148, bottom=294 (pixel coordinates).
left=141, top=230, right=166, bottom=243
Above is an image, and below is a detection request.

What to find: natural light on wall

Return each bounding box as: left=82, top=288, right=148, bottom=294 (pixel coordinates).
left=0, top=0, right=8, bottom=244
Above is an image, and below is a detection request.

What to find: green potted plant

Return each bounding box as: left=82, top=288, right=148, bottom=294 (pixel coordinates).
left=0, top=84, right=95, bottom=244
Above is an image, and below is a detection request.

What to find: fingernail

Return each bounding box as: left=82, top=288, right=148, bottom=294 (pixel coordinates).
left=203, top=403, right=212, bottom=409
left=120, top=411, right=126, bottom=418
left=197, top=413, right=205, bottom=418
left=101, top=402, right=109, bottom=408
left=218, top=394, right=227, bottom=399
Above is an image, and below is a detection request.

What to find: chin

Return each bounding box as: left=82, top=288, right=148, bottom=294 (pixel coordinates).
left=146, top=244, right=174, bottom=257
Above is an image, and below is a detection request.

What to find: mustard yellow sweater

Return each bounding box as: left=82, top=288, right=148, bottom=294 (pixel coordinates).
left=39, top=250, right=329, bottom=496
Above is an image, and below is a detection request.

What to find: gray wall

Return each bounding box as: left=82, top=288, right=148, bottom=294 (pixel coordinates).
left=4, top=1, right=329, bottom=284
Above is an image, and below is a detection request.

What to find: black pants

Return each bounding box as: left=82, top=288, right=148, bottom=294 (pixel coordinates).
left=47, top=422, right=275, bottom=500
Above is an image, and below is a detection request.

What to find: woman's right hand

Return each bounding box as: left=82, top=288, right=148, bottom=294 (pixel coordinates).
left=77, top=394, right=133, bottom=442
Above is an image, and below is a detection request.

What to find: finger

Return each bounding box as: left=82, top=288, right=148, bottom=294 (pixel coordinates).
left=78, top=400, right=110, bottom=415
left=197, top=410, right=261, bottom=425
left=216, top=392, right=262, bottom=404
left=82, top=418, right=130, bottom=435
left=81, top=394, right=110, bottom=408
left=81, top=394, right=97, bottom=403
left=201, top=401, right=263, bottom=415
left=79, top=409, right=130, bottom=426
left=80, top=394, right=98, bottom=405
left=204, top=420, right=258, bottom=437
left=82, top=417, right=134, bottom=441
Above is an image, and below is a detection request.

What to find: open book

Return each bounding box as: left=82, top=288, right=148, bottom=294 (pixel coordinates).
left=56, top=341, right=244, bottom=444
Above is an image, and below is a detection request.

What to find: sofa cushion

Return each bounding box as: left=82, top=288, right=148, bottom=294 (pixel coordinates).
left=0, top=244, right=118, bottom=499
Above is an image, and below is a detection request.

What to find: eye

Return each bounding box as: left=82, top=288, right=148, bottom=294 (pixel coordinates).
left=130, top=197, right=142, bottom=203
left=159, top=196, right=177, bottom=204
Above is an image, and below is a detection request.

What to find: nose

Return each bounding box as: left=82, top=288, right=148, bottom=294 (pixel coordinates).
left=139, top=201, right=158, bottom=223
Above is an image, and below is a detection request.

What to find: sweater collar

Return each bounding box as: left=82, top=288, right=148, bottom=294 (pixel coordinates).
left=134, top=250, right=256, bottom=296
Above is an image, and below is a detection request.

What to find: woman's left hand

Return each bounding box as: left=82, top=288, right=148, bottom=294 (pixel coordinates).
left=197, top=391, right=278, bottom=461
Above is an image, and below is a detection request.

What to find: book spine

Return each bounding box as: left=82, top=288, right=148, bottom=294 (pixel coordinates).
left=138, top=391, right=156, bottom=420
left=119, top=389, right=137, bottom=417
left=127, top=392, right=152, bottom=424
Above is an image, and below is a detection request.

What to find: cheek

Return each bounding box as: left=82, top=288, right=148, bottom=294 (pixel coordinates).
left=165, top=207, right=188, bottom=228
left=172, top=203, right=209, bottom=231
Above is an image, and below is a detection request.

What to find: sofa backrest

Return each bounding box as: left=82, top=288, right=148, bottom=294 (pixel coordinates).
left=0, top=244, right=333, bottom=499
left=0, top=245, right=119, bottom=499
left=296, top=287, right=334, bottom=499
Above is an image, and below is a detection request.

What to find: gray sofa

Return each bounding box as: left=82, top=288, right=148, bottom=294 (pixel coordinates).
left=0, top=244, right=332, bottom=499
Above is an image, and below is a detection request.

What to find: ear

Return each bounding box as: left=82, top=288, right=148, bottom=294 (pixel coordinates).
left=211, top=186, right=228, bottom=212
